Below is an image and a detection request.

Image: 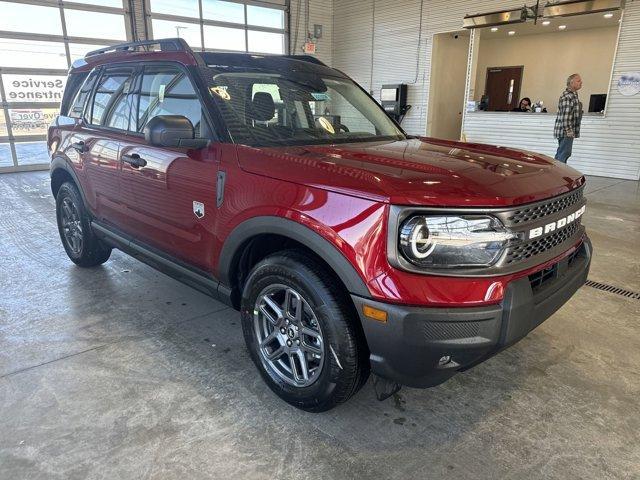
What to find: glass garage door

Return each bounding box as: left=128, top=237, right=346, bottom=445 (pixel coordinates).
left=0, top=0, right=131, bottom=172
left=148, top=0, right=287, bottom=55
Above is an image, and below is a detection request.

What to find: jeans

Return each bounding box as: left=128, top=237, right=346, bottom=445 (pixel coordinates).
left=555, top=137, right=574, bottom=163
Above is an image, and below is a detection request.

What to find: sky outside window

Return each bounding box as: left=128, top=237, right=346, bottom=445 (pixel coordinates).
left=64, top=9, right=127, bottom=40
left=0, top=2, right=62, bottom=35
left=0, top=39, right=68, bottom=69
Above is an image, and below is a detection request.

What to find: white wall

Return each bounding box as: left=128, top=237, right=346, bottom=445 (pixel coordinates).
left=332, top=0, right=529, bottom=136
left=332, top=0, right=427, bottom=134
left=427, top=31, right=469, bottom=140
left=290, top=0, right=333, bottom=65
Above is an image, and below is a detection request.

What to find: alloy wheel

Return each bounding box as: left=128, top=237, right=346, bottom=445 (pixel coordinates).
left=60, top=197, right=83, bottom=255
left=253, top=284, right=325, bottom=387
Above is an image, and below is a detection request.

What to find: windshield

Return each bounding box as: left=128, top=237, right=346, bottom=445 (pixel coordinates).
left=201, top=66, right=405, bottom=147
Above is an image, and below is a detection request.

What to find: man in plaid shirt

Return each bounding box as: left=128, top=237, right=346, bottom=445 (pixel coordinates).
left=554, top=73, right=583, bottom=163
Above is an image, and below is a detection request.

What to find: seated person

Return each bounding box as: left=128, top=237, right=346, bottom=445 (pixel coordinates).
left=512, top=97, right=532, bottom=112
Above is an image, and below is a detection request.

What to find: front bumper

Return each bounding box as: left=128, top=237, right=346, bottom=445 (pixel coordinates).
left=352, top=237, right=592, bottom=388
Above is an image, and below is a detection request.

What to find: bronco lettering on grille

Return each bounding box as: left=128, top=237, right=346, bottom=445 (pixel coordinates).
left=528, top=205, right=585, bottom=240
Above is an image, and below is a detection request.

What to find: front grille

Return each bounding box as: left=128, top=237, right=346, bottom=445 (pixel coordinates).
left=528, top=264, right=558, bottom=291
left=567, top=247, right=581, bottom=267
left=505, top=221, right=580, bottom=264
left=507, top=187, right=583, bottom=225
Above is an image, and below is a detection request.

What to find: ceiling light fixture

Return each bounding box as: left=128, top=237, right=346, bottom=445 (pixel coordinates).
left=491, top=27, right=499, bottom=32
left=508, top=30, right=516, bottom=35
left=542, top=20, right=550, bottom=25
left=604, top=13, right=614, bottom=18
left=558, top=25, right=567, bottom=30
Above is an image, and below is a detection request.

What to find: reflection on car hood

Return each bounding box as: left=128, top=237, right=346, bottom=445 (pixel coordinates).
left=236, top=137, right=585, bottom=207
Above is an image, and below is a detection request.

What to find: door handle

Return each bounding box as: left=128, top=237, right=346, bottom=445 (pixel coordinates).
left=121, top=153, right=147, bottom=168
left=71, top=141, right=86, bottom=153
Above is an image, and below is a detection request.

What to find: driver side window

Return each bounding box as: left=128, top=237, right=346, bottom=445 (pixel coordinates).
left=137, top=66, right=204, bottom=137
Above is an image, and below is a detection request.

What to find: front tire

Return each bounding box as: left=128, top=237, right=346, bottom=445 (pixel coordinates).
left=240, top=250, right=369, bottom=412
left=56, top=182, right=111, bottom=267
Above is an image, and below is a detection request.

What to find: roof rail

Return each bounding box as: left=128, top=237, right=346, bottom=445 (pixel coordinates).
left=85, top=38, right=191, bottom=58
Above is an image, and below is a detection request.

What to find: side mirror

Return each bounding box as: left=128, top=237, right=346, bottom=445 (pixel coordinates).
left=144, top=115, right=208, bottom=148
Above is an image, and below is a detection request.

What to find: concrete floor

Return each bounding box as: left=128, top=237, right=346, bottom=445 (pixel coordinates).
left=0, top=171, right=639, bottom=480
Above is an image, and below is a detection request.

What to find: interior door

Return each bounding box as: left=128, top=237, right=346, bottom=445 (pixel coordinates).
left=484, top=66, right=523, bottom=111
left=117, top=64, right=218, bottom=271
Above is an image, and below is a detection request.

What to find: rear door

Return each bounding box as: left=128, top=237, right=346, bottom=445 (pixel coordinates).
left=77, top=66, right=136, bottom=224
left=117, top=63, right=219, bottom=271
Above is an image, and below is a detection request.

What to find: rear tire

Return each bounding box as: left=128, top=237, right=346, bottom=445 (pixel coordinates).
left=56, top=182, right=111, bottom=267
left=240, top=250, right=369, bottom=412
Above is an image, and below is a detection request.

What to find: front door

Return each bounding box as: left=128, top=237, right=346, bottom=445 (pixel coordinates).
left=484, top=66, right=523, bottom=111
left=117, top=64, right=218, bottom=271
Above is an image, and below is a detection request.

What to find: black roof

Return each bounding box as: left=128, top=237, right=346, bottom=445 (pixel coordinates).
left=196, top=52, right=347, bottom=78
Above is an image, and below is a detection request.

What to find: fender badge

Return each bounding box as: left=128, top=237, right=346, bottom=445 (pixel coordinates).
left=193, top=201, right=205, bottom=219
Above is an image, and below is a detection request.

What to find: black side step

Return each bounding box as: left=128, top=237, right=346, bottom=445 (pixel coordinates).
left=91, top=221, right=234, bottom=308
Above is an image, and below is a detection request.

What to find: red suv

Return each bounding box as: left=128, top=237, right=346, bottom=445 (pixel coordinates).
left=49, top=39, right=591, bottom=411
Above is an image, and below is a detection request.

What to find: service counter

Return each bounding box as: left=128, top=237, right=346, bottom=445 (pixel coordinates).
left=462, top=111, right=637, bottom=178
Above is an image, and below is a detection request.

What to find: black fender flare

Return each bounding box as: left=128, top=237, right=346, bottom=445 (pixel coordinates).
left=50, top=156, right=89, bottom=207
left=218, top=216, right=371, bottom=298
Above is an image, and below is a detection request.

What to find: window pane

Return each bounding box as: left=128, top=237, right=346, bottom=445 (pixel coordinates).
left=0, top=2, right=62, bottom=35
left=91, top=72, right=133, bottom=126
left=204, top=26, right=245, bottom=51
left=248, top=31, right=284, bottom=54
left=152, top=19, right=202, bottom=49
left=0, top=39, right=67, bottom=69
left=69, top=71, right=99, bottom=119
left=321, top=85, right=376, bottom=134
left=247, top=5, right=284, bottom=29
left=0, top=111, right=8, bottom=136
left=64, top=9, right=127, bottom=40
left=138, top=68, right=202, bottom=135
left=15, top=141, right=49, bottom=166
left=202, top=0, right=244, bottom=24
left=9, top=109, right=59, bottom=137
left=3, top=75, right=66, bottom=104
left=66, top=0, right=123, bottom=7
left=150, top=0, right=198, bottom=17
left=69, top=43, right=110, bottom=64
left=106, top=94, right=133, bottom=130
left=0, top=143, right=14, bottom=167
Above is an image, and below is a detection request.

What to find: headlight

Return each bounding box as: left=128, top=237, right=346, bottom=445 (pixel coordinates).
left=398, top=215, right=516, bottom=268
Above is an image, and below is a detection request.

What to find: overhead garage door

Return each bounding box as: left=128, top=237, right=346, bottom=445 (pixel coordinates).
left=0, top=0, right=131, bottom=172
left=147, top=0, right=287, bottom=55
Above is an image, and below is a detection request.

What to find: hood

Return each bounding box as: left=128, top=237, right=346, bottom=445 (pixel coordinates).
left=236, top=137, right=585, bottom=207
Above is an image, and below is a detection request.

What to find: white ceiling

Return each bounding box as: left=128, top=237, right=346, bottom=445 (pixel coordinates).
left=480, top=10, right=621, bottom=38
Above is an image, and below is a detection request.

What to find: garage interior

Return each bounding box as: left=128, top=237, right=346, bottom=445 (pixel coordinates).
left=1, top=0, right=640, bottom=479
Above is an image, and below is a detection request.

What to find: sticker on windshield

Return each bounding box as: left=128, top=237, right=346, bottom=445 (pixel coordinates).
left=158, top=84, right=165, bottom=103
left=210, top=86, right=231, bottom=101
left=318, top=117, right=335, bottom=134
left=311, top=92, right=330, bottom=101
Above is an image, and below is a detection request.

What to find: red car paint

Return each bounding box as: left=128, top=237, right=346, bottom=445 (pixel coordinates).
left=49, top=48, right=586, bottom=309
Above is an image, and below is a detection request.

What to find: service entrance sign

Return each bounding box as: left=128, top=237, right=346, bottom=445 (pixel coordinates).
left=3, top=74, right=66, bottom=103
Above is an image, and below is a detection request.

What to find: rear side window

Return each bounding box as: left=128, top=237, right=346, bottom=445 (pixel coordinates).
left=137, top=66, right=203, bottom=137
left=90, top=68, right=135, bottom=129
left=68, top=70, right=99, bottom=119
left=60, top=72, right=88, bottom=117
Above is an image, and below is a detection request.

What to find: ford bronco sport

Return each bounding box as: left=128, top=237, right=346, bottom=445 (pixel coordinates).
left=49, top=39, right=592, bottom=412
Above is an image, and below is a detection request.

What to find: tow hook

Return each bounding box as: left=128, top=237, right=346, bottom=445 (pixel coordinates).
left=372, top=375, right=401, bottom=401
